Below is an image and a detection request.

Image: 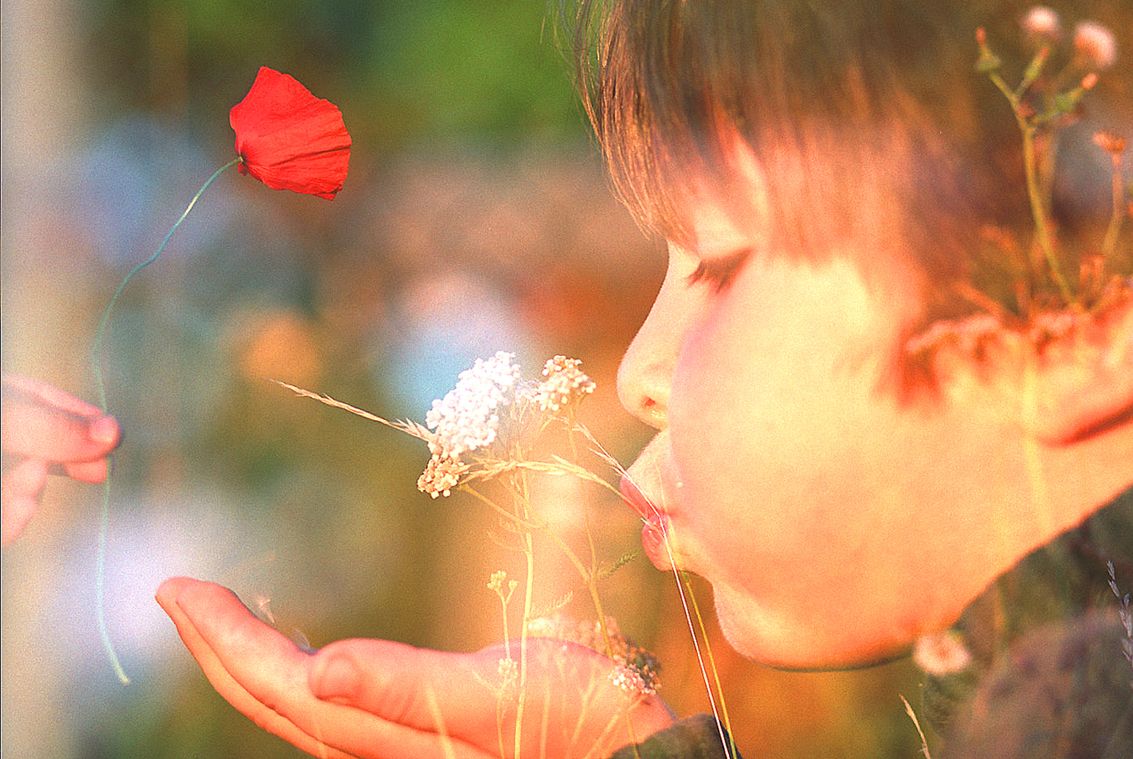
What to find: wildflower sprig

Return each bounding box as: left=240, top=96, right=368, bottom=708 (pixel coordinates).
left=909, top=10, right=1130, bottom=360
left=975, top=10, right=1119, bottom=307
left=278, top=354, right=665, bottom=758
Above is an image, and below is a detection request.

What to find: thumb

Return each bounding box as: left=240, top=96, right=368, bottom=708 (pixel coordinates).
left=308, top=639, right=498, bottom=736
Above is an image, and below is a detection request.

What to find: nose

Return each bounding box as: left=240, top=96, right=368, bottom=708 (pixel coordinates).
left=617, top=246, right=704, bottom=429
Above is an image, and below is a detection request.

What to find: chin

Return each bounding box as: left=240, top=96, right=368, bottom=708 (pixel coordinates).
left=713, top=588, right=909, bottom=671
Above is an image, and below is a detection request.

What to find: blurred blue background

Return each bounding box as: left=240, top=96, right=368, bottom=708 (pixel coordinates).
left=1, top=2, right=926, bottom=756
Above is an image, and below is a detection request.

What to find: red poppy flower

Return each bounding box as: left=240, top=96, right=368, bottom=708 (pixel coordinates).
left=230, top=67, right=351, bottom=199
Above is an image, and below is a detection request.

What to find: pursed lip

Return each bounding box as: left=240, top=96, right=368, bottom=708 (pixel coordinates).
left=618, top=474, right=675, bottom=571
left=618, top=475, right=662, bottom=522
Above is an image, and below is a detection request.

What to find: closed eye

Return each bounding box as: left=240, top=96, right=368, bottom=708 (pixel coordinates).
left=686, top=248, right=754, bottom=293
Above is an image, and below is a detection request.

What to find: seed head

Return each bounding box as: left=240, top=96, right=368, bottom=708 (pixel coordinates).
left=913, top=630, right=973, bottom=676
left=1073, top=21, right=1117, bottom=70
left=1021, top=6, right=1062, bottom=42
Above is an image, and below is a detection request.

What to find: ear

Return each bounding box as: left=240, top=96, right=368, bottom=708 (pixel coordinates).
left=926, top=294, right=1133, bottom=446
left=1014, top=298, right=1133, bottom=445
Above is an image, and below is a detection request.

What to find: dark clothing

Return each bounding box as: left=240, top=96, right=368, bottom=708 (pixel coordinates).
left=609, top=713, right=739, bottom=758
left=928, top=486, right=1133, bottom=758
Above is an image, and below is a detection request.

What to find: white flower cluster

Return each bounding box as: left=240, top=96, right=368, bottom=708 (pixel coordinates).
left=417, top=352, right=520, bottom=498
left=425, top=351, right=520, bottom=458
left=530, top=355, right=596, bottom=412
left=416, top=352, right=596, bottom=498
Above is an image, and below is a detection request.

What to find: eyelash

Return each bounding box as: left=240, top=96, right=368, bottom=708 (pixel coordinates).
left=686, top=249, right=753, bottom=293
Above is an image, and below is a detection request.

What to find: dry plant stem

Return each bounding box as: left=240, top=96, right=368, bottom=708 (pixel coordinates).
left=582, top=510, right=616, bottom=657
left=514, top=469, right=536, bottom=759
left=539, top=675, right=552, bottom=759
left=462, top=485, right=543, bottom=531
left=90, top=156, right=240, bottom=686
left=680, top=572, right=737, bottom=759
left=1021, top=124, right=1076, bottom=304
left=658, top=515, right=732, bottom=757
left=486, top=458, right=625, bottom=656
left=1036, top=131, right=1059, bottom=228
left=499, top=591, right=513, bottom=661
left=900, top=694, right=933, bottom=759
left=497, top=699, right=508, bottom=759
left=582, top=704, right=638, bottom=759
left=986, top=70, right=1076, bottom=305
left=568, top=670, right=605, bottom=756
left=424, top=685, right=459, bottom=759
left=1101, top=155, right=1126, bottom=260
left=477, top=462, right=632, bottom=756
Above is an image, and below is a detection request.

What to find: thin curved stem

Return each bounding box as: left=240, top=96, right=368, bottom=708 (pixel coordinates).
left=91, top=157, right=240, bottom=408
left=90, top=157, right=240, bottom=685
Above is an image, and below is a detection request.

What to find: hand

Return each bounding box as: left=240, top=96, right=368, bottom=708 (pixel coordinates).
left=157, top=577, right=675, bottom=758
left=1, top=372, right=122, bottom=546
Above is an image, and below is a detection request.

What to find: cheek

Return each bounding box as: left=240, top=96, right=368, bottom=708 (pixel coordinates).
left=667, top=259, right=908, bottom=590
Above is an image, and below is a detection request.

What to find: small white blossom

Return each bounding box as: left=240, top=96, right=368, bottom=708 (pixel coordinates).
left=527, top=614, right=661, bottom=695
left=425, top=351, right=521, bottom=458
left=1021, top=6, right=1062, bottom=41
left=530, top=355, right=596, bottom=412
left=487, top=570, right=508, bottom=593
left=416, top=454, right=468, bottom=498
left=609, top=663, right=657, bottom=696
left=913, top=630, right=973, bottom=676
left=1073, top=20, right=1117, bottom=70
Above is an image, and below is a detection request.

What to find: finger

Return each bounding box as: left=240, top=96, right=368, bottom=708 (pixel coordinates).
left=156, top=578, right=359, bottom=759
left=179, top=583, right=490, bottom=759
left=1, top=495, right=39, bottom=547
left=167, top=578, right=489, bottom=759
left=1, top=459, right=49, bottom=546
left=308, top=639, right=501, bottom=735
left=2, top=373, right=104, bottom=418
left=311, top=638, right=674, bottom=756
left=2, top=457, right=50, bottom=501
left=1, top=391, right=120, bottom=463
left=61, top=459, right=110, bottom=484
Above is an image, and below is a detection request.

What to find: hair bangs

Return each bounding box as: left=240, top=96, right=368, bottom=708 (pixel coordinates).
left=572, top=1, right=753, bottom=248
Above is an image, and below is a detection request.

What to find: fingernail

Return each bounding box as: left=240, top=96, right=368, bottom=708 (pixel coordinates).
left=89, top=416, right=120, bottom=445
left=311, top=654, right=360, bottom=701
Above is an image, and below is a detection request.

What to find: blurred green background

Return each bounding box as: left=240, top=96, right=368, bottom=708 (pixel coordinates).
left=1, top=1, right=927, bottom=757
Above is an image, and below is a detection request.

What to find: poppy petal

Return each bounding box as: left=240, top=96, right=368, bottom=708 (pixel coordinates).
left=230, top=67, right=352, bottom=199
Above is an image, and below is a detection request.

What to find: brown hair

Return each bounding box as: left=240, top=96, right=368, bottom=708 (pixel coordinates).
left=563, top=0, right=1132, bottom=321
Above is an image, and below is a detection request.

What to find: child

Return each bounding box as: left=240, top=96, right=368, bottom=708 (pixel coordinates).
left=158, top=0, right=1132, bottom=756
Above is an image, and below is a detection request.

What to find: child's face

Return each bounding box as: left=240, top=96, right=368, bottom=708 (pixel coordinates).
left=618, top=145, right=989, bottom=668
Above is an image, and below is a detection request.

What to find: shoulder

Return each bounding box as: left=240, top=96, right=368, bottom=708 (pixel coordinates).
left=940, top=608, right=1132, bottom=758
